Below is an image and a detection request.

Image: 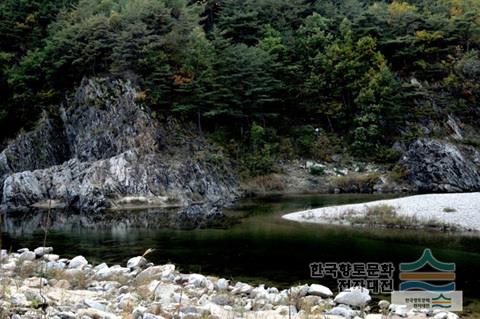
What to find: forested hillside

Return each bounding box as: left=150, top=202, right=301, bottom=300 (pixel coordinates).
left=1, top=0, right=480, bottom=176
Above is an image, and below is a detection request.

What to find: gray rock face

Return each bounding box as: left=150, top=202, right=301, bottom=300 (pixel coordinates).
left=0, top=78, right=238, bottom=213
left=0, top=115, right=70, bottom=199
left=401, top=138, right=480, bottom=192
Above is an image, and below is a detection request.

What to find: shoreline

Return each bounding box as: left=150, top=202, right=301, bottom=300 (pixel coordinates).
left=282, top=193, right=480, bottom=232
left=0, top=247, right=462, bottom=319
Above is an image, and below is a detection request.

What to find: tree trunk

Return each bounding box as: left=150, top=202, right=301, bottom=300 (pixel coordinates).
left=197, top=109, right=203, bottom=134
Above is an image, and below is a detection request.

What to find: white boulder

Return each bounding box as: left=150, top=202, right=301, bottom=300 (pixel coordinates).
left=308, top=284, right=333, bottom=297
left=215, top=278, right=229, bottom=290
left=136, top=264, right=175, bottom=283
left=19, top=251, right=36, bottom=261
left=43, top=254, right=60, bottom=262
left=188, top=273, right=207, bottom=288
left=389, top=304, right=408, bottom=317
left=327, top=304, right=357, bottom=318
left=232, top=282, right=253, bottom=295
left=127, top=256, right=147, bottom=269
left=0, top=249, right=7, bottom=260
left=334, top=287, right=371, bottom=307
left=34, top=247, right=53, bottom=257
left=68, top=256, right=88, bottom=269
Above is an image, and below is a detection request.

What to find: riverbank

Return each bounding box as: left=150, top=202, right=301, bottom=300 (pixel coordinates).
left=240, top=159, right=410, bottom=197
left=283, top=193, right=480, bottom=232
left=0, top=247, right=461, bottom=319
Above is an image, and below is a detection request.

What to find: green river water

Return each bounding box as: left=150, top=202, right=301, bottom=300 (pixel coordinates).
left=1, top=193, right=480, bottom=313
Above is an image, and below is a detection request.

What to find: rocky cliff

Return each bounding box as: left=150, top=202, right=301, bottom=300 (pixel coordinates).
left=0, top=78, right=238, bottom=213
left=401, top=138, right=480, bottom=192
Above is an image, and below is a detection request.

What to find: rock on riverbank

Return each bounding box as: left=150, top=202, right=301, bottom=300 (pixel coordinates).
left=401, top=139, right=480, bottom=193
left=0, top=247, right=461, bottom=319
left=0, top=78, right=238, bottom=213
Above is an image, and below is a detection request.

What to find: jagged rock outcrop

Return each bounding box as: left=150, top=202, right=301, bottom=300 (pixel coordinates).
left=0, top=115, right=70, bottom=196
left=0, top=78, right=238, bottom=213
left=401, top=138, right=480, bottom=192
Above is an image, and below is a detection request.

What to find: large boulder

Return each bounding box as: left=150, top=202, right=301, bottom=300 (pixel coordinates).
left=334, top=287, right=371, bottom=308
left=401, top=138, right=480, bottom=192
left=0, top=115, right=70, bottom=199
left=0, top=78, right=238, bottom=213
left=307, top=284, right=333, bottom=298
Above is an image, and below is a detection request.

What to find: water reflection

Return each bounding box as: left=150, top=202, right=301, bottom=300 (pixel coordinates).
left=1, top=204, right=230, bottom=236
left=1, top=194, right=480, bottom=299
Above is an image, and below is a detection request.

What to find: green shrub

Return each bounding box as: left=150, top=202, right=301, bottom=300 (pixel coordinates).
left=293, top=125, right=315, bottom=157
left=388, top=165, right=408, bottom=183
left=374, top=147, right=402, bottom=163
left=461, top=138, right=480, bottom=148
left=309, top=166, right=325, bottom=176
left=243, top=147, right=275, bottom=176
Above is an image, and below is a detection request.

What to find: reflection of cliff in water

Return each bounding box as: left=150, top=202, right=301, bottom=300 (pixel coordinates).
left=1, top=204, right=233, bottom=234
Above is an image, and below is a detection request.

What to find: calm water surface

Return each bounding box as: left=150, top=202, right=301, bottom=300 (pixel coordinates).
left=1, top=194, right=480, bottom=300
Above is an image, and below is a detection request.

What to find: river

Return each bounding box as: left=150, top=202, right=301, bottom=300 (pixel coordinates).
left=1, top=193, right=480, bottom=306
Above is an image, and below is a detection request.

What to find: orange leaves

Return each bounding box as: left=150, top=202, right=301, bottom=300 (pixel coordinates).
left=173, top=72, right=194, bottom=86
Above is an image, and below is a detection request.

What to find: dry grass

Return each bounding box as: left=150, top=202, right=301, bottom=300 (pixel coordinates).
left=350, top=205, right=419, bottom=227
left=330, top=173, right=380, bottom=192
left=340, top=205, right=455, bottom=231
left=242, top=174, right=286, bottom=193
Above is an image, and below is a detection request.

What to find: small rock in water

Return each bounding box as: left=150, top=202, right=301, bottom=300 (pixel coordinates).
left=334, top=286, right=371, bottom=307
left=68, top=255, right=88, bottom=269
left=308, top=284, right=333, bottom=297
